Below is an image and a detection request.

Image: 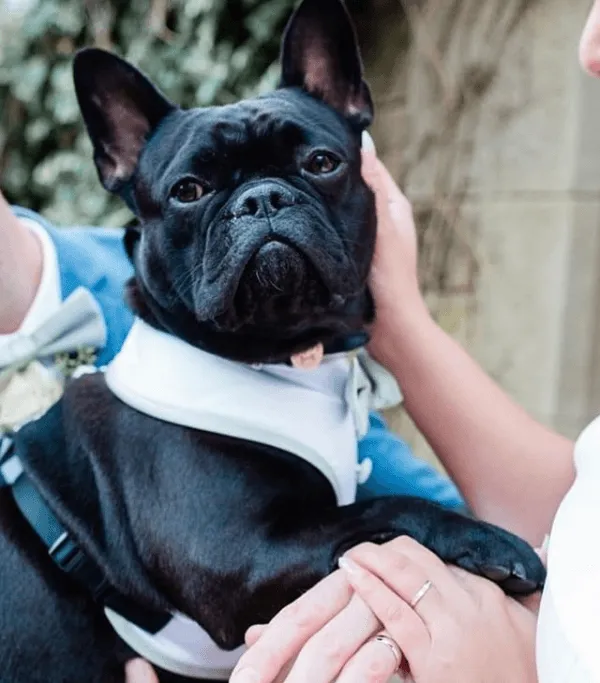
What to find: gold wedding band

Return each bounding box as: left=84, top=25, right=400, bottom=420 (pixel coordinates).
left=372, top=634, right=403, bottom=671
left=410, top=579, right=433, bottom=609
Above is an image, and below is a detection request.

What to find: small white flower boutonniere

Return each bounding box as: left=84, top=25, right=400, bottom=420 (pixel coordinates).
left=0, top=288, right=106, bottom=434
left=0, top=361, right=64, bottom=434
left=0, top=345, right=100, bottom=434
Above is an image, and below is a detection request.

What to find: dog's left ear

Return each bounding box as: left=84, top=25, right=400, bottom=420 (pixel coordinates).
left=280, top=0, right=373, bottom=128
left=73, top=48, right=176, bottom=194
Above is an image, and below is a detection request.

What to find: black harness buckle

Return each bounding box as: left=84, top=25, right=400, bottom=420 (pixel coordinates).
left=49, top=531, right=79, bottom=567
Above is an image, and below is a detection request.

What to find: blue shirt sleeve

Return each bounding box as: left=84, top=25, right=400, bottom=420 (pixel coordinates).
left=11, top=207, right=134, bottom=366
left=358, top=413, right=465, bottom=509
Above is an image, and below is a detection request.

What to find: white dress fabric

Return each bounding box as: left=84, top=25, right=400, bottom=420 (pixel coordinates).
left=537, top=416, right=600, bottom=682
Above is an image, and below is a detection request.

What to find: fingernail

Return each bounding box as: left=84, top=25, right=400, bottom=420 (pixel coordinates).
left=244, top=623, right=266, bottom=646
left=361, top=130, right=376, bottom=153
left=230, top=668, right=259, bottom=683
left=338, top=555, right=365, bottom=578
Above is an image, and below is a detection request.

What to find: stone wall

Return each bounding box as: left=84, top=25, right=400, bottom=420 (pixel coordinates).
left=357, top=0, right=600, bottom=461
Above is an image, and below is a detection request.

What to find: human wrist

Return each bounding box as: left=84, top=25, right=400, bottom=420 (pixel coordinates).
left=368, top=296, right=435, bottom=372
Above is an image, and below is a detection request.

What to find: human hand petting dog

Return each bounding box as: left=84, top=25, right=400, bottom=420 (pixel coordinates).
left=359, top=134, right=426, bottom=370
left=360, top=133, right=419, bottom=302
left=230, top=537, right=540, bottom=683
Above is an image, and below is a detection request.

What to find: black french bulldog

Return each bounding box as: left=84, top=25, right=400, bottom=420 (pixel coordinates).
left=0, top=0, right=545, bottom=681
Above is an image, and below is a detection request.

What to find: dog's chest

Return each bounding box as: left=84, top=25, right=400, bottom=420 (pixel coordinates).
left=104, top=319, right=373, bottom=505
left=97, top=319, right=383, bottom=677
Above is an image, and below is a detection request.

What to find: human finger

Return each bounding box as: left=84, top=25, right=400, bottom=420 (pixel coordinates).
left=283, top=593, right=381, bottom=683
left=338, top=557, right=431, bottom=665
left=230, top=571, right=353, bottom=683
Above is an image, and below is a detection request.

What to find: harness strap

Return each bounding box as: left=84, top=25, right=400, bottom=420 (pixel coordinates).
left=0, top=436, right=171, bottom=634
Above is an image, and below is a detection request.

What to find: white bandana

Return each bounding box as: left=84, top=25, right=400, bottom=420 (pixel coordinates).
left=537, top=416, right=600, bottom=682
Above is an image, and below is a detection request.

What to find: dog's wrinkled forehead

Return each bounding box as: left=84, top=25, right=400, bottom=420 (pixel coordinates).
left=73, top=0, right=373, bottom=199
left=138, top=90, right=356, bottom=192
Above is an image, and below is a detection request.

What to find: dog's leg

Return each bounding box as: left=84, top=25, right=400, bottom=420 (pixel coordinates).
left=207, top=495, right=545, bottom=648
left=273, top=495, right=545, bottom=595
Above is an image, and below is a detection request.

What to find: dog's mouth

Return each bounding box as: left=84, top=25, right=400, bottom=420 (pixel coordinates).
left=253, top=237, right=305, bottom=273
left=192, top=199, right=362, bottom=306
left=248, top=237, right=312, bottom=290
left=212, top=237, right=337, bottom=332
left=190, top=193, right=365, bottom=333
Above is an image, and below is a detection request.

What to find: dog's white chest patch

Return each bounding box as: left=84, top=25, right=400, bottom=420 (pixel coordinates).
left=105, top=318, right=400, bottom=505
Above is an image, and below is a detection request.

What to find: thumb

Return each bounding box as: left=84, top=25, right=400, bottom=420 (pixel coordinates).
left=360, top=138, right=412, bottom=240
left=245, top=623, right=267, bottom=647
left=359, top=134, right=393, bottom=235
left=125, top=659, right=159, bottom=683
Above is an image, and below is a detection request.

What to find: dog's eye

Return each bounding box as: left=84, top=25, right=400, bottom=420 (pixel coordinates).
left=305, top=152, right=340, bottom=176
left=171, top=179, right=204, bottom=203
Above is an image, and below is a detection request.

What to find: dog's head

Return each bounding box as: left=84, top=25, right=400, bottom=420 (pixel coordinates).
left=74, top=0, right=376, bottom=363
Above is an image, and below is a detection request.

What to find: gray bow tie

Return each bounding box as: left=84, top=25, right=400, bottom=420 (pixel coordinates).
left=0, top=287, right=107, bottom=383
left=347, top=349, right=403, bottom=439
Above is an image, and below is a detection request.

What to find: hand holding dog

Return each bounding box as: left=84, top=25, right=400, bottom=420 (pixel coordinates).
left=360, top=140, right=427, bottom=368
left=232, top=537, right=539, bottom=683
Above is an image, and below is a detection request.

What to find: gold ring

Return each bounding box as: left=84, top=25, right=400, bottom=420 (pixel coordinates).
left=371, top=633, right=403, bottom=671
left=410, top=579, right=433, bottom=609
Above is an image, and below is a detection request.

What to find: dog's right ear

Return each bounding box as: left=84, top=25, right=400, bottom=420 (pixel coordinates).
left=73, top=48, right=175, bottom=194
left=280, top=0, right=372, bottom=129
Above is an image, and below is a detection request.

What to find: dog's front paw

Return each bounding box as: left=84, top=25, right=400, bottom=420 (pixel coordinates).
left=445, top=521, right=546, bottom=596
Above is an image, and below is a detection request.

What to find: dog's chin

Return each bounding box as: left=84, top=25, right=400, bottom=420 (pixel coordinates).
left=210, top=241, right=344, bottom=333
left=250, top=241, right=310, bottom=292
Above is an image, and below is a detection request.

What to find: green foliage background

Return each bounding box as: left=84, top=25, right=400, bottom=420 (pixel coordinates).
left=0, top=0, right=301, bottom=227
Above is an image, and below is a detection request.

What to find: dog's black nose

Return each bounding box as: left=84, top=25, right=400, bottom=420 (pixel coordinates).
left=231, top=182, right=295, bottom=218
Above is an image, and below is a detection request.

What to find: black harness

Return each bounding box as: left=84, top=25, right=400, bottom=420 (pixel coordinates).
left=0, top=434, right=172, bottom=635
left=0, top=330, right=371, bottom=647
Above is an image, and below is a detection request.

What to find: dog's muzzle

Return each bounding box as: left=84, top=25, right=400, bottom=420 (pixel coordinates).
left=194, top=180, right=359, bottom=322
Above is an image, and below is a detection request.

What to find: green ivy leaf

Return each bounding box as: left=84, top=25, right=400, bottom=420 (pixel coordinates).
left=11, top=56, right=48, bottom=104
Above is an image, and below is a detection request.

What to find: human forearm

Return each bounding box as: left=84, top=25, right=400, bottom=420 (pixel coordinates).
left=361, top=149, right=572, bottom=544
left=373, top=302, right=574, bottom=545
left=0, top=193, right=42, bottom=333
